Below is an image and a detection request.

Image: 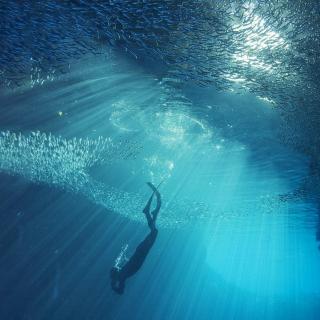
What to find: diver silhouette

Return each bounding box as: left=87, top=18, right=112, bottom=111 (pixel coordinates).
left=110, top=182, right=161, bottom=294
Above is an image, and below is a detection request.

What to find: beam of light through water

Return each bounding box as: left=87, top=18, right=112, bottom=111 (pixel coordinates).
left=1, top=8, right=320, bottom=315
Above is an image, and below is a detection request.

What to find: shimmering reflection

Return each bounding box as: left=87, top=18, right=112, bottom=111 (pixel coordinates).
left=1, top=54, right=315, bottom=232
left=1, top=29, right=320, bottom=318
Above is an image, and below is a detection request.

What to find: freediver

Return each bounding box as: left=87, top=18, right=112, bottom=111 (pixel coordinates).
left=110, top=182, right=161, bottom=294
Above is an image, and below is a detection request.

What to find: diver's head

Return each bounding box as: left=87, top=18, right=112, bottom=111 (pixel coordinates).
left=115, top=281, right=125, bottom=295
left=110, top=267, right=119, bottom=281
left=110, top=267, right=125, bottom=294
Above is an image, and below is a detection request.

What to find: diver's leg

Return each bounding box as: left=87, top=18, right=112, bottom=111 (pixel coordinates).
left=144, top=210, right=155, bottom=231
left=152, top=191, right=161, bottom=223
left=143, top=182, right=155, bottom=231
left=143, top=185, right=156, bottom=231
left=143, top=191, right=154, bottom=214
left=147, top=183, right=161, bottom=223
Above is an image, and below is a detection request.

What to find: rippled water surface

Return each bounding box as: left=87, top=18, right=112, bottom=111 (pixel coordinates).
left=1, top=1, right=320, bottom=319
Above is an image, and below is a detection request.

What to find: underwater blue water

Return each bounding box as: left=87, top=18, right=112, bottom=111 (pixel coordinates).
left=1, top=1, right=320, bottom=319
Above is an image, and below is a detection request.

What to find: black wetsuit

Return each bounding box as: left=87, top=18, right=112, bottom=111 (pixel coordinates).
left=111, top=182, right=161, bottom=294
left=111, top=229, right=158, bottom=294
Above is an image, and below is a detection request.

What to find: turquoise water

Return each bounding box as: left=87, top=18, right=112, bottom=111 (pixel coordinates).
left=1, top=1, right=320, bottom=319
